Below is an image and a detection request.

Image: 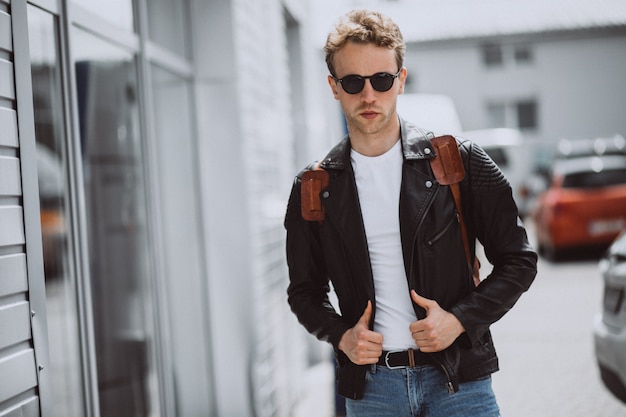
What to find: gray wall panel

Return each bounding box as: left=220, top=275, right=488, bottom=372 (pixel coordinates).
left=0, top=350, right=38, bottom=404
left=0, top=60, right=14, bottom=100
left=0, top=2, right=46, bottom=417
left=0, top=302, right=31, bottom=350
left=0, top=254, right=28, bottom=297
left=0, top=11, right=10, bottom=52
left=0, top=157, right=21, bottom=196
left=0, top=207, right=25, bottom=247
left=0, top=397, right=40, bottom=417
left=0, top=108, right=18, bottom=147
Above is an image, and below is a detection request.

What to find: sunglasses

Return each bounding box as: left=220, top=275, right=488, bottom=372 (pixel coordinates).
left=332, top=69, right=401, bottom=94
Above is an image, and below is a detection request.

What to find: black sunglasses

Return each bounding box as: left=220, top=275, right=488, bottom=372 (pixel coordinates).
left=332, top=69, right=401, bottom=94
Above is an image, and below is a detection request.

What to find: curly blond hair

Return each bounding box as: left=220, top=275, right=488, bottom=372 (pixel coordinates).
left=324, top=9, right=405, bottom=76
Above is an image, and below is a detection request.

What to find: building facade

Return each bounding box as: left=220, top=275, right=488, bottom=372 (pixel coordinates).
left=404, top=28, right=626, bottom=155
left=385, top=0, right=626, bottom=164
left=0, top=0, right=335, bottom=416
left=312, top=0, right=626, bottom=177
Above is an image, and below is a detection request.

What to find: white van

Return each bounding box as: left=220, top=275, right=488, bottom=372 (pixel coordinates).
left=396, top=93, right=463, bottom=135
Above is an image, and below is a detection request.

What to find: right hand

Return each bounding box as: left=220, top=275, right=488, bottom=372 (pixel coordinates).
left=338, top=301, right=384, bottom=365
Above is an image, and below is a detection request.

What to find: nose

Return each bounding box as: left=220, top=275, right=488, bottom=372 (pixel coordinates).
left=360, top=79, right=377, bottom=103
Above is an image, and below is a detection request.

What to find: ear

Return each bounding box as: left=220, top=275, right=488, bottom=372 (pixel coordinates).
left=398, top=67, right=407, bottom=94
left=328, top=75, right=340, bottom=100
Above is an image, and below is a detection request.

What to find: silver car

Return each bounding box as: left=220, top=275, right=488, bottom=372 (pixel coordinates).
left=594, top=230, right=626, bottom=403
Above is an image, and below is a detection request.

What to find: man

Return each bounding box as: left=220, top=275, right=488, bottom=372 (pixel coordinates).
left=284, top=9, right=537, bottom=417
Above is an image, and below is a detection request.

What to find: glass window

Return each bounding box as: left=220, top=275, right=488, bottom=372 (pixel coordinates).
left=517, top=100, right=537, bottom=130
left=483, top=147, right=509, bottom=168
left=27, top=6, right=85, bottom=417
left=482, top=43, right=503, bottom=67
left=151, top=64, right=212, bottom=415
left=514, top=45, right=533, bottom=64
left=72, top=28, right=159, bottom=417
left=146, top=0, right=188, bottom=57
left=563, top=168, right=626, bottom=189
left=487, top=102, right=506, bottom=128
left=71, top=0, right=134, bottom=32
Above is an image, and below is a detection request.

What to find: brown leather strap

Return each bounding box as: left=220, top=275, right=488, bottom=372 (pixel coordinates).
left=429, top=135, right=465, bottom=185
left=430, top=136, right=480, bottom=286
left=450, top=182, right=473, bottom=273
left=301, top=162, right=329, bottom=223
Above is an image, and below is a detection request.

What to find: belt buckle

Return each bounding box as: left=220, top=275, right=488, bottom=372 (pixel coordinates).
left=384, top=349, right=406, bottom=370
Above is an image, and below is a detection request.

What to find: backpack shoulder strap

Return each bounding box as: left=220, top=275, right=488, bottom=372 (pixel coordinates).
left=429, top=135, right=480, bottom=286
left=301, top=161, right=329, bottom=223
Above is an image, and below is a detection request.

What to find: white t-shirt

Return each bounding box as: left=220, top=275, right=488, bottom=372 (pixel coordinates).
left=351, top=140, right=417, bottom=350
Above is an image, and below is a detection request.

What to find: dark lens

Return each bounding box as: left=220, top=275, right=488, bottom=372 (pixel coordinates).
left=370, top=73, right=395, bottom=92
left=341, top=75, right=365, bottom=94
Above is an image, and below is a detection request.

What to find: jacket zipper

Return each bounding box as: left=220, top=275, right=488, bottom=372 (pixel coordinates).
left=407, top=185, right=459, bottom=393
left=426, top=214, right=456, bottom=247
left=433, top=355, right=458, bottom=393
left=407, top=185, right=438, bottom=298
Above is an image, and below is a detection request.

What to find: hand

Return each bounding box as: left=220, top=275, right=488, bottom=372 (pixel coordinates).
left=338, top=301, right=384, bottom=365
left=409, top=290, right=465, bottom=352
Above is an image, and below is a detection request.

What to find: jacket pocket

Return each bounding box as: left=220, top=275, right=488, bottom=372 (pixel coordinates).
left=425, top=214, right=456, bottom=247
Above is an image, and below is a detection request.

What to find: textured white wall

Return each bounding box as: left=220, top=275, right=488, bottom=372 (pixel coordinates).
left=190, top=0, right=335, bottom=415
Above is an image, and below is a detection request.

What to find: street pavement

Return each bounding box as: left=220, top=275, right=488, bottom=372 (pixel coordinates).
left=490, top=251, right=626, bottom=416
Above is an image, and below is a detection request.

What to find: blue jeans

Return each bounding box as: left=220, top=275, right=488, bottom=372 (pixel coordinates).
left=345, top=365, right=500, bottom=417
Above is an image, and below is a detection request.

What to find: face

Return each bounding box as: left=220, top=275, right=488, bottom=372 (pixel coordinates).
left=328, top=41, right=407, bottom=142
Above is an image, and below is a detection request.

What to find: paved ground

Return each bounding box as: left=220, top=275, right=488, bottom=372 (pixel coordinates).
left=490, top=252, right=626, bottom=416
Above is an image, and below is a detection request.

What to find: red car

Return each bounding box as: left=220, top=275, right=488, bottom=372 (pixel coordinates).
left=532, top=155, right=626, bottom=260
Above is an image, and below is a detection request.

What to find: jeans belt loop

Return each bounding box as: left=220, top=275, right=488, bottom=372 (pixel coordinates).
left=408, top=348, right=416, bottom=368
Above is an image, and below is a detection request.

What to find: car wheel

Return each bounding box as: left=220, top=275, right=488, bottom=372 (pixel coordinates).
left=537, top=242, right=546, bottom=257
left=539, top=243, right=559, bottom=262
left=547, top=245, right=559, bottom=261
left=599, top=363, right=626, bottom=404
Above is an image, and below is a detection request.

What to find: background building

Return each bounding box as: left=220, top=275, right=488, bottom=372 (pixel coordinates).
left=314, top=0, right=626, bottom=165
left=401, top=0, right=626, bottom=163
left=312, top=0, right=626, bottom=219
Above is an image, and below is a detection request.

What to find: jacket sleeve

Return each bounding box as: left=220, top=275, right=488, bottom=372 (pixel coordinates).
left=450, top=142, right=538, bottom=347
left=284, top=175, right=351, bottom=352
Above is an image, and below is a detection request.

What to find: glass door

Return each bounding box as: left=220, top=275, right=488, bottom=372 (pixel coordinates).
left=72, top=28, right=160, bottom=417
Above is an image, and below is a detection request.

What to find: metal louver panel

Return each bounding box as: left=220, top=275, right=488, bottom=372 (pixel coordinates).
left=0, top=0, right=49, bottom=416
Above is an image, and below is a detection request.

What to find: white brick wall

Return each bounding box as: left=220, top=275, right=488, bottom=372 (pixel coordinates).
left=230, top=1, right=334, bottom=416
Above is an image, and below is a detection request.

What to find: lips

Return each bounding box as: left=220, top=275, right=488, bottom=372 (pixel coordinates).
left=360, top=111, right=379, bottom=119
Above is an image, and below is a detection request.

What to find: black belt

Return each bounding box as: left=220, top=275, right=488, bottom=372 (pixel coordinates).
left=377, top=348, right=433, bottom=369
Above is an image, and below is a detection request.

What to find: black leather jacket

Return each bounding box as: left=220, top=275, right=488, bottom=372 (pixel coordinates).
left=285, top=118, right=537, bottom=400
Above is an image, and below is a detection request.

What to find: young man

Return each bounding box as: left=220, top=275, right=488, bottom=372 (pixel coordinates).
left=284, top=9, right=537, bottom=417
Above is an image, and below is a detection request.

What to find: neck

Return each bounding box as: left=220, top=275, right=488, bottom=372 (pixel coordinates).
left=349, top=117, right=402, bottom=157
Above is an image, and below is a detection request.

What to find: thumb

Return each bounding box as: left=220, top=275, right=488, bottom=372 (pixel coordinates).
left=358, top=300, right=373, bottom=326
left=411, top=290, right=431, bottom=311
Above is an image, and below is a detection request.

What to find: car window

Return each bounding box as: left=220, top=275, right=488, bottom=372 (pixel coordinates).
left=611, top=232, right=626, bottom=256
left=484, top=147, right=509, bottom=168
left=562, top=168, right=626, bottom=189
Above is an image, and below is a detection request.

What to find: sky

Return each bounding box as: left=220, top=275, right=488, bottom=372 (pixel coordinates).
left=310, top=0, right=626, bottom=46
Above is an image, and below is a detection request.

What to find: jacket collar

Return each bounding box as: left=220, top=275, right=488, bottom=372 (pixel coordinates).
left=319, top=117, right=436, bottom=170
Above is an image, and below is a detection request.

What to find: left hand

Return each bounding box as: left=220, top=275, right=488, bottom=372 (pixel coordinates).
left=409, top=290, right=465, bottom=352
